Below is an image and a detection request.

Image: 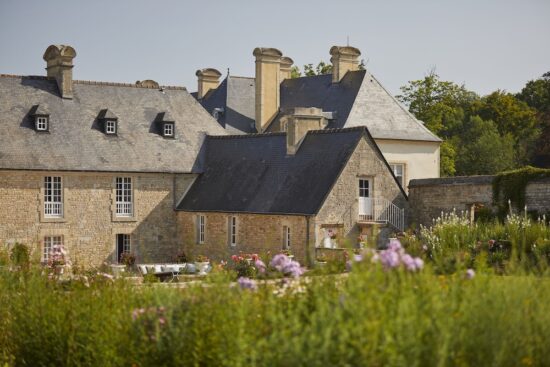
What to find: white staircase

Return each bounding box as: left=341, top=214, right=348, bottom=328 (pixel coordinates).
left=358, top=197, right=404, bottom=232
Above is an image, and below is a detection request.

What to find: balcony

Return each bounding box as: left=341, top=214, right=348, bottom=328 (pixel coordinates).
left=358, top=197, right=404, bottom=231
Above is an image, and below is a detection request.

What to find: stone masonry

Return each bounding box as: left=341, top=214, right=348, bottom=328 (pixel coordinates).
left=0, top=170, right=195, bottom=268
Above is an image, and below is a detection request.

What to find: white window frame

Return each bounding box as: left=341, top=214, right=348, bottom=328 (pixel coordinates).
left=229, top=216, right=237, bottom=247
left=283, top=225, right=291, bottom=250
left=44, top=176, right=63, bottom=218
left=36, top=116, right=48, bottom=131
left=43, top=236, right=62, bottom=262
left=197, top=215, right=205, bottom=244
left=115, top=177, right=133, bottom=217
left=163, top=123, right=174, bottom=137
left=105, top=120, right=117, bottom=134
left=390, top=163, right=405, bottom=187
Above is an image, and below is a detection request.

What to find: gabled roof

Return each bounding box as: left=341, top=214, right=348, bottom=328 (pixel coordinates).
left=177, top=127, right=378, bottom=215
left=0, top=74, right=228, bottom=173
left=197, top=75, right=256, bottom=134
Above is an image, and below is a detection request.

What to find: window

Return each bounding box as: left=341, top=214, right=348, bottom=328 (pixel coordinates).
left=390, top=164, right=405, bottom=187
left=283, top=225, right=291, bottom=250
left=197, top=215, right=205, bottom=244
left=105, top=120, right=117, bottom=135
left=36, top=116, right=49, bottom=131
left=43, top=236, right=62, bottom=262
left=44, top=176, right=63, bottom=218
left=163, top=123, right=174, bottom=137
left=115, top=177, right=133, bottom=217
left=116, top=234, right=131, bottom=263
left=359, top=179, right=369, bottom=198
left=229, top=216, right=237, bottom=246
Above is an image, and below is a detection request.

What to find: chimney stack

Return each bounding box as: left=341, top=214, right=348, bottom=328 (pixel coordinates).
left=280, top=56, right=294, bottom=81
left=253, top=47, right=283, bottom=133
left=195, top=68, right=222, bottom=99
left=43, top=45, right=77, bottom=99
left=329, top=46, right=361, bottom=83
left=285, top=107, right=328, bottom=155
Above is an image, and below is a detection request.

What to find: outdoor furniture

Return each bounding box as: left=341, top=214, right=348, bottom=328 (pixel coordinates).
left=137, top=263, right=188, bottom=282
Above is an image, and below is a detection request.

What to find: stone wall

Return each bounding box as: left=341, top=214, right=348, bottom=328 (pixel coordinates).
left=176, top=212, right=311, bottom=264
left=0, top=170, right=195, bottom=268
left=409, top=176, right=550, bottom=227
left=315, top=136, right=409, bottom=248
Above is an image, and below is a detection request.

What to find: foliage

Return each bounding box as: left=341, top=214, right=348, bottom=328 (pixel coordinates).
left=194, top=255, right=209, bottom=263
left=492, top=166, right=550, bottom=213
left=0, top=247, right=9, bottom=266
left=174, top=250, right=187, bottom=263
left=303, top=61, right=332, bottom=76
left=119, top=252, right=136, bottom=267
left=439, top=140, right=456, bottom=176
left=2, top=256, right=550, bottom=366
left=9, top=243, right=30, bottom=269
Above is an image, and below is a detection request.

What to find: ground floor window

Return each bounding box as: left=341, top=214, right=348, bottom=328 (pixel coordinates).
left=229, top=216, right=237, bottom=246
left=43, top=236, right=63, bottom=262
left=197, top=215, right=205, bottom=244
left=283, top=225, right=291, bottom=250
left=116, top=234, right=131, bottom=263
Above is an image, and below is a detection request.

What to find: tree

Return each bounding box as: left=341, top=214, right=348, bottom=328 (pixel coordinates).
left=303, top=61, right=332, bottom=77
left=440, top=140, right=456, bottom=176
left=290, top=66, right=301, bottom=79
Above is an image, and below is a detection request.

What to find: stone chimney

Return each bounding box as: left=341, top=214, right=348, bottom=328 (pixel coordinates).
left=285, top=107, right=328, bottom=155
left=253, top=47, right=283, bottom=133
left=280, top=56, right=294, bottom=81
left=195, top=68, right=222, bottom=99
left=329, top=46, right=361, bottom=83
left=43, top=44, right=77, bottom=99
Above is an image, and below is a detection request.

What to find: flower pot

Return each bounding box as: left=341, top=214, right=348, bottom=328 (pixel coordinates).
left=195, top=262, right=210, bottom=275
left=110, top=264, right=126, bottom=277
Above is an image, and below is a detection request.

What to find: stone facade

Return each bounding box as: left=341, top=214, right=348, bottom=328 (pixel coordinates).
left=409, top=176, right=550, bottom=227
left=0, top=170, right=195, bottom=268
left=177, top=212, right=311, bottom=264
left=177, top=135, right=408, bottom=264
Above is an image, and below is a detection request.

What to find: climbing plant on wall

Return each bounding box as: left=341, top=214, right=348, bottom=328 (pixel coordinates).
left=492, top=166, right=550, bottom=214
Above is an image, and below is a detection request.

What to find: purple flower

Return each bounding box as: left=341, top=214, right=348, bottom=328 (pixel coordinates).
left=465, top=269, right=475, bottom=279
left=270, top=254, right=291, bottom=272
left=387, top=238, right=402, bottom=251
left=414, top=257, right=424, bottom=270
left=237, top=277, right=257, bottom=290
left=379, top=249, right=400, bottom=269
left=254, top=259, right=266, bottom=274
left=401, top=254, right=416, bottom=271
left=353, top=254, right=363, bottom=262
left=282, top=260, right=305, bottom=277
left=345, top=260, right=353, bottom=272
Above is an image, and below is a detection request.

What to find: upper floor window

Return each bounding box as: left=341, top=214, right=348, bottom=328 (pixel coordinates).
left=163, top=123, right=174, bottom=137
left=390, top=164, right=405, bottom=187
left=115, top=177, right=133, bottom=217
left=36, top=116, right=49, bottom=131
left=43, top=236, right=63, bottom=263
left=283, top=225, right=291, bottom=250
left=105, top=120, right=117, bottom=135
left=44, top=176, right=63, bottom=218
left=229, top=216, right=237, bottom=246
left=197, top=215, right=205, bottom=244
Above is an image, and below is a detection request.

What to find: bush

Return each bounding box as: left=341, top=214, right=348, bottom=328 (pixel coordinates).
left=9, top=243, right=30, bottom=269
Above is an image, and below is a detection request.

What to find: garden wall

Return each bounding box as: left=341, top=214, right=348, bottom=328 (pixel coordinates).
left=409, top=176, right=550, bottom=227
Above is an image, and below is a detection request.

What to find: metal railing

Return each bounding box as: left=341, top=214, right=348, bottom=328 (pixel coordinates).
left=44, top=202, right=63, bottom=217
left=116, top=202, right=133, bottom=217
left=359, top=197, right=404, bottom=231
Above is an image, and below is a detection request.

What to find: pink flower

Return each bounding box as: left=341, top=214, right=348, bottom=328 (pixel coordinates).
left=465, top=269, right=475, bottom=279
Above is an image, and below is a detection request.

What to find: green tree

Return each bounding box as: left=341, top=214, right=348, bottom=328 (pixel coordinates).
left=303, top=61, right=333, bottom=77
left=440, top=140, right=457, bottom=176
left=290, top=66, right=301, bottom=78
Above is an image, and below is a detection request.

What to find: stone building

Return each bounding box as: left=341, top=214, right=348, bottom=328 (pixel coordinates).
left=194, top=46, right=442, bottom=191
left=176, top=125, right=407, bottom=264
left=0, top=44, right=227, bottom=268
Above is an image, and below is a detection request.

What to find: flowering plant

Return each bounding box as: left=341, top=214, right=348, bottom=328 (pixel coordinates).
left=48, top=244, right=71, bottom=267
left=230, top=254, right=257, bottom=278
left=119, top=252, right=136, bottom=266
left=371, top=239, right=424, bottom=272
left=195, top=255, right=209, bottom=263
left=280, top=249, right=293, bottom=257
left=270, top=254, right=305, bottom=278
left=328, top=229, right=337, bottom=240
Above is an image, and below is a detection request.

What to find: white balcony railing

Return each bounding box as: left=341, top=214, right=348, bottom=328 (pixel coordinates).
left=44, top=202, right=63, bottom=218
left=116, top=202, right=133, bottom=217
left=358, top=197, right=404, bottom=231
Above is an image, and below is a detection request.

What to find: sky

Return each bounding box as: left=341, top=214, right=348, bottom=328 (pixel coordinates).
left=0, top=0, right=548, bottom=96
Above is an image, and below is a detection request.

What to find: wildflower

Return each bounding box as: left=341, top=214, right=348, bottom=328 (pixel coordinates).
left=270, top=254, right=292, bottom=272
left=401, top=254, right=416, bottom=271
left=254, top=259, right=266, bottom=274
left=379, top=249, right=400, bottom=269
left=414, top=257, right=424, bottom=270
left=465, top=269, right=475, bottom=279
left=237, top=277, right=257, bottom=290
left=353, top=253, right=363, bottom=262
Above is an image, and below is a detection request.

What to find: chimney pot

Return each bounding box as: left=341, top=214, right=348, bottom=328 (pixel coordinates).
left=195, top=68, right=222, bottom=99
left=329, top=45, right=361, bottom=83
left=43, top=44, right=77, bottom=99
left=280, top=56, right=294, bottom=81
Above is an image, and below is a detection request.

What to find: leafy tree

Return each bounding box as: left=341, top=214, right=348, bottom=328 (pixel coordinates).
left=303, top=61, right=332, bottom=76
left=290, top=66, right=301, bottom=79
left=517, top=72, right=550, bottom=167
left=440, top=140, right=456, bottom=176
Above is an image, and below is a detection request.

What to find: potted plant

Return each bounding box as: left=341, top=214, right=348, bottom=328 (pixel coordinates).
left=48, top=244, right=71, bottom=275
left=194, top=255, right=210, bottom=275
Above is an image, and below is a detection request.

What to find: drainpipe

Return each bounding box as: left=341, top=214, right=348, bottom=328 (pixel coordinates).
left=305, top=215, right=313, bottom=267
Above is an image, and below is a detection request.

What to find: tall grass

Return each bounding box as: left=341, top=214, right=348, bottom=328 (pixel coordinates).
left=2, top=261, right=550, bottom=366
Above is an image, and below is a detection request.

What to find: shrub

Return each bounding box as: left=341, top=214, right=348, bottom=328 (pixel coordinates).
left=9, top=243, right=30, bottom=269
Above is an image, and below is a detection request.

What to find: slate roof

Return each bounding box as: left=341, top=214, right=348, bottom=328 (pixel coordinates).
left=177, top=127, right=388, bottom=215
left=0, top=74, right=228, bottom=173
left=197, top=76, right=256, bottom=134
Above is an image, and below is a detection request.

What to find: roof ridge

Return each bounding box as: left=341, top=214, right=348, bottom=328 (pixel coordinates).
left=229, top=75, right=254, bottom=80
left=306, top=126, right=366, bottom=135
left=207, top=131, right=286, bottom=139
left=0, top=74, right=186, bottom=90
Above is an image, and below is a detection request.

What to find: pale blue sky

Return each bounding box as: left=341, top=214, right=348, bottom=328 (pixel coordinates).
left=1, top=0, right=548, bottom=96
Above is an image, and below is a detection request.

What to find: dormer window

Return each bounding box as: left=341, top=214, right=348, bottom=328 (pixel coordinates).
left=98, top=109, right=118, bottom=136
left=157, top=112, right=176, bottom=138
left=163, top=123, right=174, bottom=137
left=30, top=104, right=50, bottom=132
left=36, top=116, right=49, bottom=131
